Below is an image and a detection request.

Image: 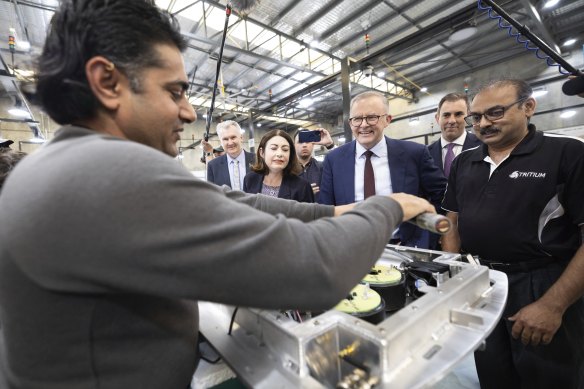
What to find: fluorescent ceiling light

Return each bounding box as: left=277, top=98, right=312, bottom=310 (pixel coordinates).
left=299, top=98, right=313, bottom=108
left=532, top=89, right=548, bottom=98
left=420, top=87, right=428, bottom=93
left=560, top=110, right=576, bottom=119
left=257, top=123, right=262, bottom=127
left=543, top=0, right=560, bottom=8
left=562, top=38, right=576, bottom=46
left=28, top=137, right=45, bottom=143
left=16, top=41, right=31, bottom=51
left=8, top=108, right=30, bottom=118
left=377, top=71, right=385, bottom=77
left=449, top=26, right=478, bottom=42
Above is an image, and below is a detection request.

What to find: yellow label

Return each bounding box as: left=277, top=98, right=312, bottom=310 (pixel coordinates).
left=362, top=265, right=402, bottom=285
left=334, top=284, right=381, bottom=314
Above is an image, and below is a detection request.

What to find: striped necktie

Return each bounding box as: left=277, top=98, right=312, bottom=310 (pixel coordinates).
left=232, top=160, right=241, bottom=190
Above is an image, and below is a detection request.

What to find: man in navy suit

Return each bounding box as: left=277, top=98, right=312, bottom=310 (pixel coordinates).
left=206, top=120, right=254, bottom=189
left=319, top=91, right=447, bottom=248
left=428, top=93, right=482, bottom=177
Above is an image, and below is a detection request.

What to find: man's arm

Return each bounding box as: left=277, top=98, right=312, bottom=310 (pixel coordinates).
left=509, top=229, right=584, bottom=346
left=318, top=156, right=334, bottom=205
left=206, top=162, right=214, bottom=183
left=441, top=212, right=460, bottom=253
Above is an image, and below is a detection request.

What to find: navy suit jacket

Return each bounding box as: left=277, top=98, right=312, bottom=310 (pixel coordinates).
left=243, top=171, right=314, bottom=203
left=319, top=136, right=447, bottom=248
left=427, top=132, right=482, bottom=176
left=206, top=151, right=255, bottom=188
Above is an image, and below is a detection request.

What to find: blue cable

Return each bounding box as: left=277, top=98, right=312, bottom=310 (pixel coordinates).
left=477, top=1, right=570, bottom=75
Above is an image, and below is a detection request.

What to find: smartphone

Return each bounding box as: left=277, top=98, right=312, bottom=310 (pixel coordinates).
left=298, top=130, right=321, bottom=143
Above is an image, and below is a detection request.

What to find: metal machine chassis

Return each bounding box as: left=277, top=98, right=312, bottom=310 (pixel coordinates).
left=199, top=245, right=508, bottom=388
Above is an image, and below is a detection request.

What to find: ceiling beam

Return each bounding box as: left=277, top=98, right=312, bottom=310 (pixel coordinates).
left=317, top=0, right=380, bottom=42
left=292, top=0, right=345, bottom=38
left=518, top=0, right=560, bottom=53
left=270, top=1, right=301, bottom=26
left=327, top=0, right=421, bottom=53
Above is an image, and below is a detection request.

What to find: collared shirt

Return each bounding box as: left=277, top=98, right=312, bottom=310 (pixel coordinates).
left=442, top=125, right=584, bottom=263
left=299, top=157, right=323, bottom=201
left=227, top=151, right=246, bottom=190
left=440, top=131, right=467, bottom=168
left=354, top=139, right=392, bottom=202
left=299, top=158, right=322, bottom=186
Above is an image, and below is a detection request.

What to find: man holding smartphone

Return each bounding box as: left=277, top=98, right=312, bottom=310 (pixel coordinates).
left=295, top=128, right=334, bottom=202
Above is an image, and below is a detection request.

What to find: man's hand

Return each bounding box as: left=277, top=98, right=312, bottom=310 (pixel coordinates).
left=313, top=128, right=334, bottom=148
left=201, top=139, right=213, bottom=153
left=508, top=300, right=563, bottom=346
left=389, top=193, right=436, bottom=221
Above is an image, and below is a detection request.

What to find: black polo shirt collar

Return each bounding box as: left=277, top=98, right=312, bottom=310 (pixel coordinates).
left=469, top=124, right=539, bottom=162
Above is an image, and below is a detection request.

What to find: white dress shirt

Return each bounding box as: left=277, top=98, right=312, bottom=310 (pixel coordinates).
left=440, top=131, right=467, bottom=167
left=227, top=151, right=246, bottom=190
left=354, top=139, right=392, bottom=202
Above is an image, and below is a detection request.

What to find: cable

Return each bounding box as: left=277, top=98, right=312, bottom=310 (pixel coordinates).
left=228, top=307, right=239, bottom=335
left=477, top=0, right=573, bottom=75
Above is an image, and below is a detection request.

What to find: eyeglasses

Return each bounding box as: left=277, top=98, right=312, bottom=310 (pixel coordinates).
left=348, top=115, right=384, bottom=127
left=464, top=97, right=528, bottom=126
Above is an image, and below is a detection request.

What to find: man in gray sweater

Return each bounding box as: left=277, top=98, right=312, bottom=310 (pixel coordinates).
left=0, top=1, right=434, bottom=388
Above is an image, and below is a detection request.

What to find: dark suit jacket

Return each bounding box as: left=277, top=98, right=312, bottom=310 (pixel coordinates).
left=243, top=171, right=314, bottom=203
left=319, top=136, right=447, bottom=248
left=427, top=132, right=482, bottom=176
left=206, top=151, right=255, bottom=188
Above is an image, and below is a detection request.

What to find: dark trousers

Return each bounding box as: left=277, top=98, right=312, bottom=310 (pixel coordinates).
left=475, top=262, right=584, bottom=389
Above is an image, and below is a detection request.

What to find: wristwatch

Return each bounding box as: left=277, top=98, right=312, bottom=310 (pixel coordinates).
left=325, top=143, right=334, bottom=150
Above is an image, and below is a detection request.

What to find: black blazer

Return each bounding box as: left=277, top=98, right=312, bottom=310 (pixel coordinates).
left=427, top=132, right=482, bottom=176
left=206, top=151, right=255, bottom=188
left=243, top=171, right=314, bottom=203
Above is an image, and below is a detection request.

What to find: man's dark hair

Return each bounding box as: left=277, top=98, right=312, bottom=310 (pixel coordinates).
left=252, top=129, right=302, bottom=176
left=437, top=93, right=469, bottom=113
left=0, top=150, right=26, bottom=191
left=474, top=79, right=533, bottom=107
left=36, top=0, right=186, bottom=125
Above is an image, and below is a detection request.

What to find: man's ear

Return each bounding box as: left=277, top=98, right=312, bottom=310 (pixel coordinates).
left=524, top=96, right=537, bottom=118
left=85, top=56, right=123, bottom=111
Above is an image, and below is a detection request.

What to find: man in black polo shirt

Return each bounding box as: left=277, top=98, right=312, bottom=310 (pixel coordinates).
left=442, top=79, right=584, bottom=389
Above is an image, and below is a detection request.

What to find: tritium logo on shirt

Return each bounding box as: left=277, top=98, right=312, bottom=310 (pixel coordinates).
left=508, top=171, right=546, bottom=179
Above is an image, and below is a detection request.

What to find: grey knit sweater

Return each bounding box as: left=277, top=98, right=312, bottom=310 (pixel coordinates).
left=0, top=126, right=402, bottom=389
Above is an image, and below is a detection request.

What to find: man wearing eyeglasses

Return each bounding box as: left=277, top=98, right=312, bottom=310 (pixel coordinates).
left=442, top=79, right=584, bottom=389
left=319, top=91, right=447, bottom=248
left=427, top=93, right=482, bottom=177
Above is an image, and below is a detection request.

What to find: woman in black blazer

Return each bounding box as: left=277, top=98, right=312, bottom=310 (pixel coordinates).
left=243, top=129, right=314, bottom=203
